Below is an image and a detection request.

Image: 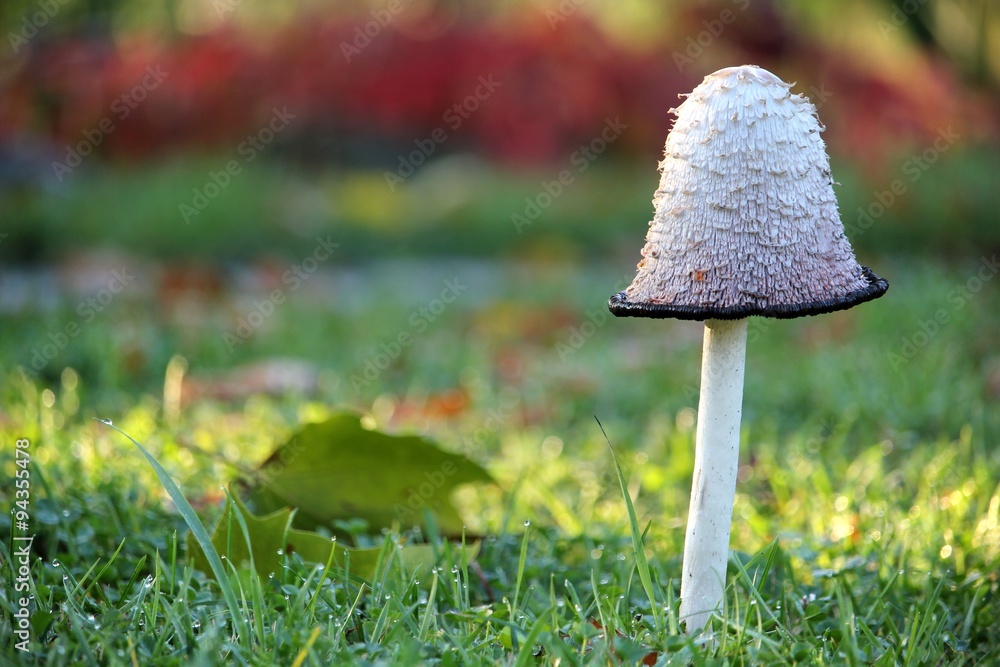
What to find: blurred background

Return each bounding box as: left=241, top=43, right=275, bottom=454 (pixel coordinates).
left=0, top=0, right=998, bottom=421
left=2, top=4, right=999, bottom=660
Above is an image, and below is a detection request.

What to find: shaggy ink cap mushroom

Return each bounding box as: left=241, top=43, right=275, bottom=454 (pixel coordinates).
left=607, top=64, right=888, bottom=635
left=609, top=65, right=888, bottom=321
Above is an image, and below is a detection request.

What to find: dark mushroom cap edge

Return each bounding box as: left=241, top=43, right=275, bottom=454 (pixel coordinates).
left=608, top=266, right=889, bottom=321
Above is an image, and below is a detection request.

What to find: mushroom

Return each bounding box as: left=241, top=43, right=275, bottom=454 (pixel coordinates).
left=608, top=65, right=888, bottom=633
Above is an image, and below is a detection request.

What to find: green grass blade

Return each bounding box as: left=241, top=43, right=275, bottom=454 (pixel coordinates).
left=221, top=488, right=271, bottom=647
left=102, top=420, right=250, bottom=643
left=511, top=521, right=531, bottom=619
left=513, top=611, right=552, bottom=667
left=596, top=417, right=661, bottom=631
left=418, top=569, right=439, bottom=642
left=117, top=554, right=148, bottom=604
left=80, top=537, right=127, bottom=604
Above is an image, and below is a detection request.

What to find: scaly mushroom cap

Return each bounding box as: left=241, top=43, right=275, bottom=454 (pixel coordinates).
left=610, top=65, right=887, bottom=320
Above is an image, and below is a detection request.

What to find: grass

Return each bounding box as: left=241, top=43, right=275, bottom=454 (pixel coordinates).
left=1, top=255, right=998, bottom=664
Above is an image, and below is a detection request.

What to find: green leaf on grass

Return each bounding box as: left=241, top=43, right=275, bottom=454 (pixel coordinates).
left=190, top=493, right=479, bottom=584
left=242, top=413, right=495, bottom=536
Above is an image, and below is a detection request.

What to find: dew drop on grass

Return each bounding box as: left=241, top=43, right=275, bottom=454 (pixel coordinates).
left=52, top=559, right=61, bottom=568
left=62, top=510, right=70, bottom=518
left=523, top=520, right=531, bottom=527
left=276, top=549, right=284, bottom=556
left=193, top=620, right=201, bottom=629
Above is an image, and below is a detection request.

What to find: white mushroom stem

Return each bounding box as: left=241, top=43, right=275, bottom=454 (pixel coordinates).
left=680, top=317, right=748, bottom=633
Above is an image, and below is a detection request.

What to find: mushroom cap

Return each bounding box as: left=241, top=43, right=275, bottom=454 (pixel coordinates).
left=610, top=65, right=887, bottom=321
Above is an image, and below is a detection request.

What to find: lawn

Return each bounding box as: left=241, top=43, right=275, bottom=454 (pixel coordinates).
left=1, top=252, right=998, bottom=664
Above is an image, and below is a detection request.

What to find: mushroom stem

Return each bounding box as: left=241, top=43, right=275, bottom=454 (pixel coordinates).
left=680, top=317, right=748, bottom=634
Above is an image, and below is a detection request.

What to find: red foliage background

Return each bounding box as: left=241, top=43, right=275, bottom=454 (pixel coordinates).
left=1, top=7, right=991, bottom=173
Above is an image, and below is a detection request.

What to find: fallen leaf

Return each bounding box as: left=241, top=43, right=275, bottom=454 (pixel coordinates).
left=243, top=413, right=496, bottom=537
left=189, top=494, right=477, bottom=584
